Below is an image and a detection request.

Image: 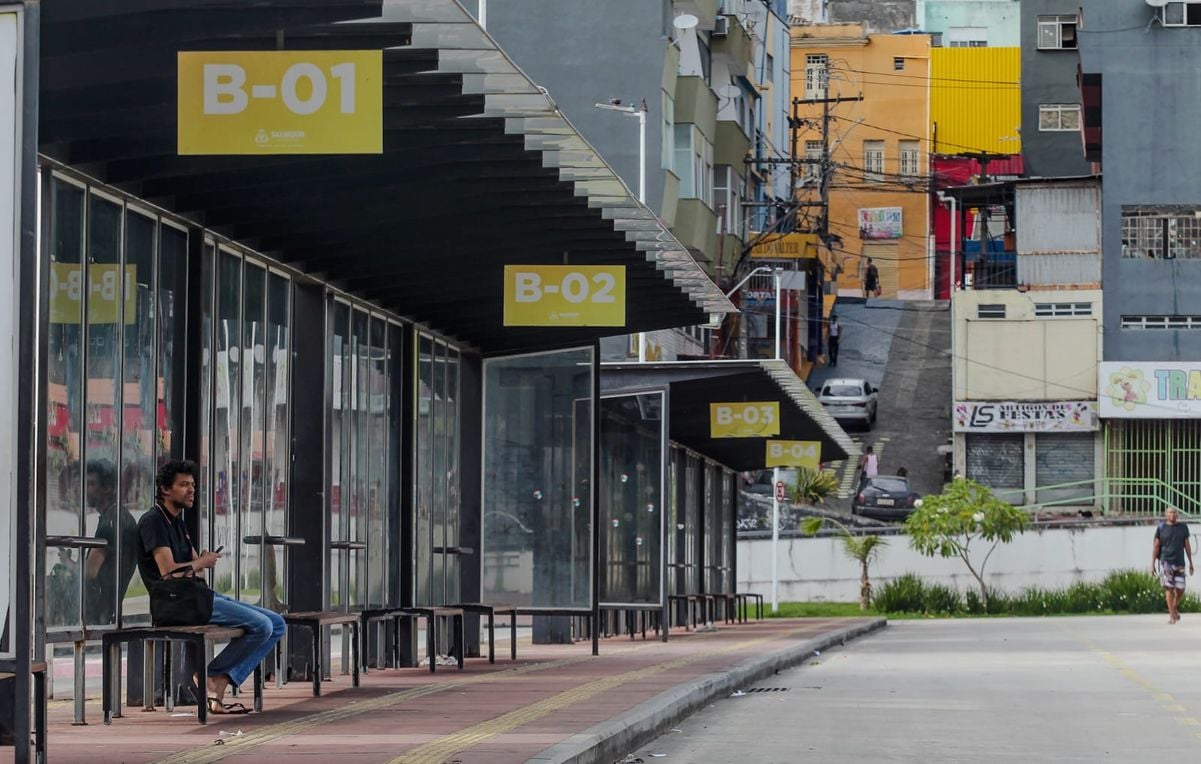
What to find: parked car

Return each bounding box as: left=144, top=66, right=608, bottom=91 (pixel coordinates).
left=852, top=475, right=923, bottom=521
left=816, top=378, right=878, bottom=428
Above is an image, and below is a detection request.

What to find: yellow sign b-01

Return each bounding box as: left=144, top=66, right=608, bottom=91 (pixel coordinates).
left=503, top=265, right=626, bottom=327
left=710, top=402, right=781, bottom=438
left=178, top=50, right=382, bottom=155
left=765, top=440, right=821, bottom=469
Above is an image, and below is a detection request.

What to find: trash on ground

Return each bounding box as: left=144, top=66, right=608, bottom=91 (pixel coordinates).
left=649, top=755, right=668, bottom=759
left=730, top=690, right=747, bottom=697
left=218, top=730, right=244, bottom=737
left=171, top=712, right=194, bottom=718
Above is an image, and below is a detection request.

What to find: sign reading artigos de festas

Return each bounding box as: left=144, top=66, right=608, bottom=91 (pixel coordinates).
left=953, top=401, right=1098, bottom=433
left=178, top=51, right=383, bottom=155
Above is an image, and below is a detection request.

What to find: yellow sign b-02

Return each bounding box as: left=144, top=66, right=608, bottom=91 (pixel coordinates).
left=765, top=440, right=821, bottom=469
left=503, top=265, right=626, bottom=327
left=710, top=402, right=781, bottom=438
left=178, top=50, right=383, bottom=155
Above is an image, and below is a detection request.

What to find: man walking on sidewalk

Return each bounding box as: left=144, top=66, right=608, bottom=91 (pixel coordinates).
left=1152, top=506, right=1193, bottom=624
left=827, top=314, right=841, bottom=367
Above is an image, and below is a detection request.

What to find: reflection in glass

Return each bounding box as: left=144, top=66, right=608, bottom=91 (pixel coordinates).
left=599, top=393, right=664, bottom=606
left=683, top=455, right=699, bottom=594
left=349, top=309, right=369, bottom=608
left=431, top=342, right=447, bottom=604
left=705, top=463, right=720, bottom=593
left=482, top=348, right=594, bottom=609
left=367, top=319, right=388, bottom=606
left=414, top=335, right=433, bottom=606
left=445, top=348, right=460, bottom=606
left=262, top=273, right=290, bottom=611
left=212, top=251, right=241, bottom=597
left=198, top=242, right=214, bottom=600
left=81, top=195, right=123, bottom=624
left=239, top=264, right=266, bottom=604
left=45, top=179, right=85, bottom=630
left=330, top=303, right=350, bottom=607
left=667, top=447, right=682, bottom=597
left=720, top=470, right=735, bottom=594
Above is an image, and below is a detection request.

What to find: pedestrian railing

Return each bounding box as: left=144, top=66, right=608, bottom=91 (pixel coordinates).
left=990, top=478, right=1199, bottom=518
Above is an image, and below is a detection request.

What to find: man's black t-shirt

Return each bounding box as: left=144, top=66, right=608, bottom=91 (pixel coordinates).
left=85, top=506, right=139, bottom=623
left=1156, top=522, right=1191, bottom=567
left=136, top=505, right=195, bottom=585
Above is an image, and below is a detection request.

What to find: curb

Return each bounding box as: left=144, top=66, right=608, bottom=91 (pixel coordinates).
left=526, top=617, right=887, bottom=764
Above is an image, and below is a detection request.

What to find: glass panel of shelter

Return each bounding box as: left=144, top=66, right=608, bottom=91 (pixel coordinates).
left=42, top=171, right=190, bottom=699
left=598, top=392, right=665, bottom=606
left=414, top=333, right=463, bottom=608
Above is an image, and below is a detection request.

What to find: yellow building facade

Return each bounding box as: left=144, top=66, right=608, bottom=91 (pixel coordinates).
left=791, top=24, right=932, bottom=299
left=930, top=47, right=1021, bottom=156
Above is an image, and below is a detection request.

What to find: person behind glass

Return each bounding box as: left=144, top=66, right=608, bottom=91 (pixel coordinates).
left=84, top=459, right=138, bottom=624
left=137, top=459, right=285, bottom=715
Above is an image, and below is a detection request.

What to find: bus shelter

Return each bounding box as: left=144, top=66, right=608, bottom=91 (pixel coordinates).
left=1, top=1, right=732, bottom=756
left=600, top=361, right=854, bottom=631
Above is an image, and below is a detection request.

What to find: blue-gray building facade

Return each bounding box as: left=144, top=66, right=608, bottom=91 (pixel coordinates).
left=1078, top=2, right=1201, bottom=363
left=1019, top=0, right=1092, bottom=179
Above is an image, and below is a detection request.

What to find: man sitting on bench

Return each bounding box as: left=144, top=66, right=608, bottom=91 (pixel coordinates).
left=137, top=460, right=285, bottom=715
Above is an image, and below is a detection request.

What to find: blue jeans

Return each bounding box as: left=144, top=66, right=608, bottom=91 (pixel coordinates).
left=208, top=593, right=286, bottom=687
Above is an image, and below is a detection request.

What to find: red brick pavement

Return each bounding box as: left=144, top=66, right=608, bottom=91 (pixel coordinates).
left=17, top=617, right=878, bottom=764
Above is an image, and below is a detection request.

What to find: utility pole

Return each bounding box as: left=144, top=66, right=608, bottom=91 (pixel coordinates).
left=794, top=93, right=863, bottom=246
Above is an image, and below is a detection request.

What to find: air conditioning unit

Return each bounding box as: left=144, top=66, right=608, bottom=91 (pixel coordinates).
left=714, top=16, right=729, bottom=37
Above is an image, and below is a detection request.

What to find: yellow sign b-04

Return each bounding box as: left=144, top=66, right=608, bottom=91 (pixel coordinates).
left=503, top=265, right=626, bottom=327
left=765, top=440, right=821, bottom=469
left=710, top=402, right=781, bottom=438
left=178, top=50, right=382, bottom=155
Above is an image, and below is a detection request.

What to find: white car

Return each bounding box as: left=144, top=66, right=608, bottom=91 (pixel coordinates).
left=817, top=378, right=878, bottom=428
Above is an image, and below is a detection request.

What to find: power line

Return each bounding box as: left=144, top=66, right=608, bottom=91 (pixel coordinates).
left=839, top=67, right=1021, bottom=86
left=829, top=115, right=1014, bottom=157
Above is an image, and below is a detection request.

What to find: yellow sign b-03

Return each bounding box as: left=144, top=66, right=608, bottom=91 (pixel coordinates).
left=765, top=440, right=821, bottom=469
left=710, top=402, right=781, bottom=438
left=178, top=50, right=383, bottom=155
left=503, top=265, right=626, bottom=327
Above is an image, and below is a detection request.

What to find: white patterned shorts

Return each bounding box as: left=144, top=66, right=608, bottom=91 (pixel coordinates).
left=1159, top=561, right=1187, bottom=591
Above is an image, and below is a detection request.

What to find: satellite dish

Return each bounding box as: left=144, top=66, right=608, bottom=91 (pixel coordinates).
left=673, top=14, right=699, bottom=30
left=1146, top=0, right=1169, bottom=7
left=718, top=84, right=741, bottom=99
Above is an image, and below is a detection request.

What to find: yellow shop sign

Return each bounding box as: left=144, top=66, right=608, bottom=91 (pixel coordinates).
left=178, top=50, right=383, bottom=155
left=503, top=265, right=626, bottom=327
left=765, top=440, right=821, bottom=469
left=709, top=402, right=781, bottom=438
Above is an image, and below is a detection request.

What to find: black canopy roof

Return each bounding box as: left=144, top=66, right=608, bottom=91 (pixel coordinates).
left=39, top=0, right=731, bottom=354
left=601, top=361, right=854, bottom=471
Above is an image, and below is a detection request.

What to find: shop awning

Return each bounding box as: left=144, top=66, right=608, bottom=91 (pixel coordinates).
left=38, top=0, right=732, bottom=354
left=600, top=360, right=854, bottom=470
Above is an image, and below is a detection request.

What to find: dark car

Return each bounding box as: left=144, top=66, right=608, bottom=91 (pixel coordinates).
left=852, top=475, right=923, bottom=521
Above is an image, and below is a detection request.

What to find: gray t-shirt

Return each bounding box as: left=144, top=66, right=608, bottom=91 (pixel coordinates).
left=1156, top=522, right=1191, bottom=567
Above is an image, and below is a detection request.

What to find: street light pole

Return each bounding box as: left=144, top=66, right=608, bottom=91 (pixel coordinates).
left=596, top=100, right=649, bottom=358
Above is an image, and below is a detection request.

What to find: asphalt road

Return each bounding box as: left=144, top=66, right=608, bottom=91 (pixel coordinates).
left=630, top=616, right=1201, bottom=762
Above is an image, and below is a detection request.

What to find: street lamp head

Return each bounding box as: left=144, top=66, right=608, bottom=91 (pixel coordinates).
left=594, top=101, right=638, bottom=115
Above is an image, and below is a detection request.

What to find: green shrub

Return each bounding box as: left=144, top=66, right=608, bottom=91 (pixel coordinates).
left=923, top=583, right=962, bottom=615
left=1099, top=570, right=1163, bottom=614
left=964, top=587, right=1010, bottom=615
left=874, top=573, right=927, bottom=613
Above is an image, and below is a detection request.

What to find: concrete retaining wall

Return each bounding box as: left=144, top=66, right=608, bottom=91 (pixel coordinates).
left=737, top=521, right=1179, bottom=601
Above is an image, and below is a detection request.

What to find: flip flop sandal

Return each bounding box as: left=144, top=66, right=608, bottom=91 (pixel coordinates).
left=207, top=697, right=251, bottom=715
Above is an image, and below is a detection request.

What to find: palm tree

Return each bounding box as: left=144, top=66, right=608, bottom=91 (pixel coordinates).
left=802, top=516, right=888, bottom=610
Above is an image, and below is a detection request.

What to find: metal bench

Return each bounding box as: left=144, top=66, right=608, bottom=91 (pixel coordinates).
left=403, top=607, right=465, bottom=672
left=701, top=592, right=739, bottom=625
left=667, top=594, right=701, bottom=631
left=101, top=625, right=262, bottom=725
left=735, top=592, right=765, bottom=622
left=0, top=659, right=47, bottom=762
left=282, top=611, right=361, bottom=696
left=455, top=603, right=518, bottom=663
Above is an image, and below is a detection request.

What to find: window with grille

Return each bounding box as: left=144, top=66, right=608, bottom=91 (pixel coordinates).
left=804, top=54, right=828, bottom=100
left=1037, top=15, right=1077, bottom=49
left=863, top=140, right=884, bottom=183
left=899, top=140, right=920, bottom=177
left=1039, top=104, right=1081, bottom=131
left=713, top=164, right=743, bottom=237
left=947, top=27, right=987, bottom=47
left=1035, top=302, right=1092, bottom=317
left=977, top=304, right=1006, bottom=319
left=804, top=140, right=822, bottom=182
left=1121, top=206, right=1201, bottom=259
left=1121, top=315, right=1201, bottom=330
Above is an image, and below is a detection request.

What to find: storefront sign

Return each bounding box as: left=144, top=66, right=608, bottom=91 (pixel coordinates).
left=765, top=440, right=821, bottom=469
left=858, top=207, right=903, bottom=240
left=503, top=265, right=626, bottom=327
left=954, top=401, right=1097, bottom=432
left=750, top=232, right=819, bottom=259
left=49, top=264, right=137, bottom=324
left=178, top=50, right=383, bottom=155
left=1100, top=362, right=1201, bottom=419
left=710, top=402, right=780, bottom=438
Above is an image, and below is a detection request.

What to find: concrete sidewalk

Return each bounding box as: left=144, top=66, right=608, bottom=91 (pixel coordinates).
left=26, top=617, right=884, bottom=764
